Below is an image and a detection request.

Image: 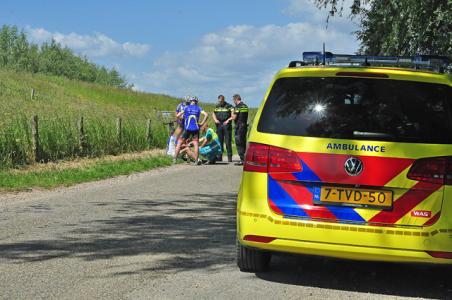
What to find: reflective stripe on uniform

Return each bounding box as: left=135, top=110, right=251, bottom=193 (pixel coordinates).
left=214, top=107, right=232, bottom=112
left=214, top=104, right=233, bottom=122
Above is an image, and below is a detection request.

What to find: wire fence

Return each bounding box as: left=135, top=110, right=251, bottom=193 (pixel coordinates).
left=0, top=114, right=171, bottom=169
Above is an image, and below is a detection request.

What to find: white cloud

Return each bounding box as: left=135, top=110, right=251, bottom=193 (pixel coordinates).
left=23, top=3, right=360, bottom=107
left=134, top=21, right=359, bottom=106
left=122, top=42, right=150, bottom=57
left=26, top=27, right=151, bottom=58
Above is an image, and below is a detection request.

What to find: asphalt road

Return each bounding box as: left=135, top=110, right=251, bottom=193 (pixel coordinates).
left=0, top=163, right=451, bottom=299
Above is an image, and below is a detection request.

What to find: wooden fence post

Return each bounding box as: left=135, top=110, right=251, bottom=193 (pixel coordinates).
left=116, top=117, right=122, bottom=147
left=31, top=115, right=40, bottom=162
left=78, top=116, right=85, bottom=154
left=30, top=88, right=35, bottom=100
left=146, top=118, right=152, bottom=148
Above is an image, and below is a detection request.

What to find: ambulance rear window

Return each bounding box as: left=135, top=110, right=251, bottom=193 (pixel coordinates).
left=257, top=77, right=452, bottom=144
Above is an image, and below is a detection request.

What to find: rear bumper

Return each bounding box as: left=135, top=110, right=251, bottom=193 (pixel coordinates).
left=239, top=236, right=452, bottom=265
left=238, top=212, right=452, bottom=265
left=237, top=172, right=452, bottom=265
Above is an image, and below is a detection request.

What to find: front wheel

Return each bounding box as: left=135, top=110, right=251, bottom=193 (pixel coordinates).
left=236, top=239, right=271, bottom=272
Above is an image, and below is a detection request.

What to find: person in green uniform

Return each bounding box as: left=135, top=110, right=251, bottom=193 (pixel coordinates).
left=183, top=122, right=222, bottom=164
left=212, top=94, right=234, bottom=162
left=199, top=122, right=222, bottom=164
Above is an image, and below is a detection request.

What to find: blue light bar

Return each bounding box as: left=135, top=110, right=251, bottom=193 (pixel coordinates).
left=299, top=52, right=450, bottom=72
left=303, top=51, right=334, bottom=63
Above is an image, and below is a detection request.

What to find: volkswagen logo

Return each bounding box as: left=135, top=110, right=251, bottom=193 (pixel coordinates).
left=344, top=157, right=363, bottom=176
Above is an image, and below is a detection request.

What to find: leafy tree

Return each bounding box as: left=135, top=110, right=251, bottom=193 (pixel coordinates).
left=314, top=0, right=451, bottom=56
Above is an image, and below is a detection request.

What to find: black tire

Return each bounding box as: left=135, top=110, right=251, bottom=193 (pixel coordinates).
left=236, top=239, right=271, bottom=272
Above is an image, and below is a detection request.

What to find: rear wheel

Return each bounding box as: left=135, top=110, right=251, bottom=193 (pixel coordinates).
left=236, top=239, right=271, bottom=272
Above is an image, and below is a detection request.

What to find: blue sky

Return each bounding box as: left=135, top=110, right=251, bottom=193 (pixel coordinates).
left=1, top=0, right=360, bottom=106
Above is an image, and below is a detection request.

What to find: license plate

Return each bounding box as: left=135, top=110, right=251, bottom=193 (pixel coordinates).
left=315, top=186, right=393, bottom=208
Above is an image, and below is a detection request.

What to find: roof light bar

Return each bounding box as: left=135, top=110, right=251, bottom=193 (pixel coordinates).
left=303, top=51, right=334, bottom=64
left=297, top=52, right=450, bottom=73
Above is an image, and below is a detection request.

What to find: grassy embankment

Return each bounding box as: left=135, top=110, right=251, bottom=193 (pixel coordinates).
left=0, top=70, right=218, bottom=190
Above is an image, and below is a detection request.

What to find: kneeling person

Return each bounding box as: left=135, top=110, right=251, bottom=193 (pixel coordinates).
left=182, top=123, right=221, bottom=164
left=199, top=123, right=222, bottom=164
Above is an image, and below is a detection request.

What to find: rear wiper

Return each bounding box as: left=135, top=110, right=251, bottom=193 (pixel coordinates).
left=353, top=131, right=395, bottom=139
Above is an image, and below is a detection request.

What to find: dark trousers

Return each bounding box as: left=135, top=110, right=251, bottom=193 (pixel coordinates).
left=235, top=125, right=247, bottom=162
left=216, top=123, right=232, bottom=160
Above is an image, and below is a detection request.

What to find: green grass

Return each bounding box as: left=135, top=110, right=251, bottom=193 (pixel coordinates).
left=0, top=155, right=173, bottom=191
left=0, top=69, right=217, bottom=169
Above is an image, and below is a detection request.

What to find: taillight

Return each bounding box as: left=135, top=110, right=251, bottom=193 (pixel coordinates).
left=244, top=142, right=302, bottom=173
left=268, top=146, right=302, bottom=173
left=244, top=143, right=269, bottom=173
left=336, top=71, right=389, bottom=78
left=426, top=251, right=452, bottom=259
left=243, top=235, right=276, bottom=243
left=407, top=156, right=452, bottom=185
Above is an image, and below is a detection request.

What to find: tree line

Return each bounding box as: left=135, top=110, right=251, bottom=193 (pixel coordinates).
left=0, top=25, right=130, bottom=88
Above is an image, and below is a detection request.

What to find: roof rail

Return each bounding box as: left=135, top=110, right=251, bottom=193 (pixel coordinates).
left=288, top=51, right=451, bottom=73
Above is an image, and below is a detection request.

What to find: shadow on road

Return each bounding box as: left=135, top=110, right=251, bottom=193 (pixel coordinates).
left=0, top=192, right=237, bottom=273
left=1, top=190, right=451, bottom=298
left=257, top=253, right=452, bottom=299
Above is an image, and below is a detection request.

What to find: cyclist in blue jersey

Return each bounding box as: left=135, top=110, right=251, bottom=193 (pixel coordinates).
left=174, top=96, right=208, bottom=165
